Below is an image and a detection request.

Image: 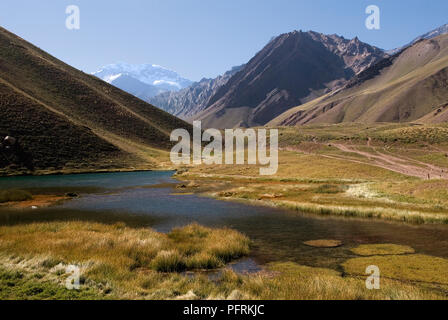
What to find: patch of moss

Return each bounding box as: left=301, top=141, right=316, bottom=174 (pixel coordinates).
left=315, top=184, right=347, bottom=194
left=0, top=189, right=32, bottom=203
left=351, top=244, right=415, bottom=256
left=0, top=268, right=102, bottom=300
left=342, top=254, right=448, bottom=285
left=241, top=262, right=445, bottom=300
left=303, top=240, right=343, bottom=248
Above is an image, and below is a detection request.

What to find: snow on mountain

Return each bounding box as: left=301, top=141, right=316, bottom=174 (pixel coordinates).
left=387, top=23, right=448, bottom=55
left=92, top=62, right=193, bottom=99
left=416, top=23, right=448, bottom=42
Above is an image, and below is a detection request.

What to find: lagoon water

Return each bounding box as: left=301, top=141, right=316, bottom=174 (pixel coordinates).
left=1, top=171, right=448, bottom=269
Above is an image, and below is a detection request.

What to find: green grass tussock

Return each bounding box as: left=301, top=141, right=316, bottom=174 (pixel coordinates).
left=0, top=267, right=101, bottom=300
left=351, top=244, right=415, bottom=256
left=185, top=253, right=223, bottom=270
left=150, top=250, right=186, bottom=273
left=0, top=189, right=32, bottom=203
left=315, top=184, right=347, bottom=194
left=167, top=224, right=250, bottom=267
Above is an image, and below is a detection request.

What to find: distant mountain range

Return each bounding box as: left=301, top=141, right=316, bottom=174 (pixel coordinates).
left=148, top=65, right=244, bottom=119
left=3, top=21, right=448, bottom=175
left=92, top=63, right=193, bottom=100
left=96, top=24, right=448, bottom=129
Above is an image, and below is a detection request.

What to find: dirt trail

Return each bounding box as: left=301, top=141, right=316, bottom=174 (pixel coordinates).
left=284, top=142, right=448, bottom=180
left=331, top=143, right=448, bottom=180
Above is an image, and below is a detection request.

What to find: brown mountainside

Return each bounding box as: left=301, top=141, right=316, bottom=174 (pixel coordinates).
left=270, top=34, right=448, bottom=126
left=195, top=30, right=386, bottom=128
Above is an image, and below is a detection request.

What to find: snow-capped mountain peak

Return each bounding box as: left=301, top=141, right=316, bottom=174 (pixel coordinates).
left=416, top=23, right=448, bottom=42
left=102, top=73, right=123, bottom=83
left=92, top=62, right=192, bottom=92
left=92, top=62, right=193, bottom=101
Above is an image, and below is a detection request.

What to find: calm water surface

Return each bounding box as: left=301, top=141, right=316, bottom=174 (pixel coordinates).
left=1, top=171, right=448, bottom=269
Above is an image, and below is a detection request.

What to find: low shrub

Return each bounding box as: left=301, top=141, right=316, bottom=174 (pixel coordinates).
left=150, top=250, right=186, bottom=273
left=0, top=189, right=32, bottom=203
left=315, top=184, right=346, bottom=194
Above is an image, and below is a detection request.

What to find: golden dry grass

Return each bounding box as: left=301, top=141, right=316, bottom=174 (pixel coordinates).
left=241, top=262, right=446, bottom=300
left=0, top=221, right=446, bottom=300
left=0, top=221, right=249, bottom=299
left=177, top=125, right=448, bottom=224
left=343, top=254, right=448, bottom=286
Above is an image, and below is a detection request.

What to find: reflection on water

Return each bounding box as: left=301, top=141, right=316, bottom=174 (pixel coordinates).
left=1, top=171, right=448, bottom=269
left=0, top=171, right=171, bottom=189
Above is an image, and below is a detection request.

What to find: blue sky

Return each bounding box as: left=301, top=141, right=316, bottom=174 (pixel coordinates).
left=0, top=0, right=447, bottom=81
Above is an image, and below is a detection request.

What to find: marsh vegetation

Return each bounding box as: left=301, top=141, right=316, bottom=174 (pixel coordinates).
left=0, top=219, right=446, bottom=300
left=177, top=124, right=448, bottom=225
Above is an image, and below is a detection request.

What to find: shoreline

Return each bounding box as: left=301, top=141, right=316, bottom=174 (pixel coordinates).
left=0, top=195, right=70, bottom=209
left=0, top=167, right=178, bottom=178
left=175, top=174, right=448, bottom=226
left=215, top=195, right=448, bottom=225
left=2, top=168, right=448, bottom=226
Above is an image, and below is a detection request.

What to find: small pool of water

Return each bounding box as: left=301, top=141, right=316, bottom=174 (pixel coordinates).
left=1, top=171, right=448, bottom=270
